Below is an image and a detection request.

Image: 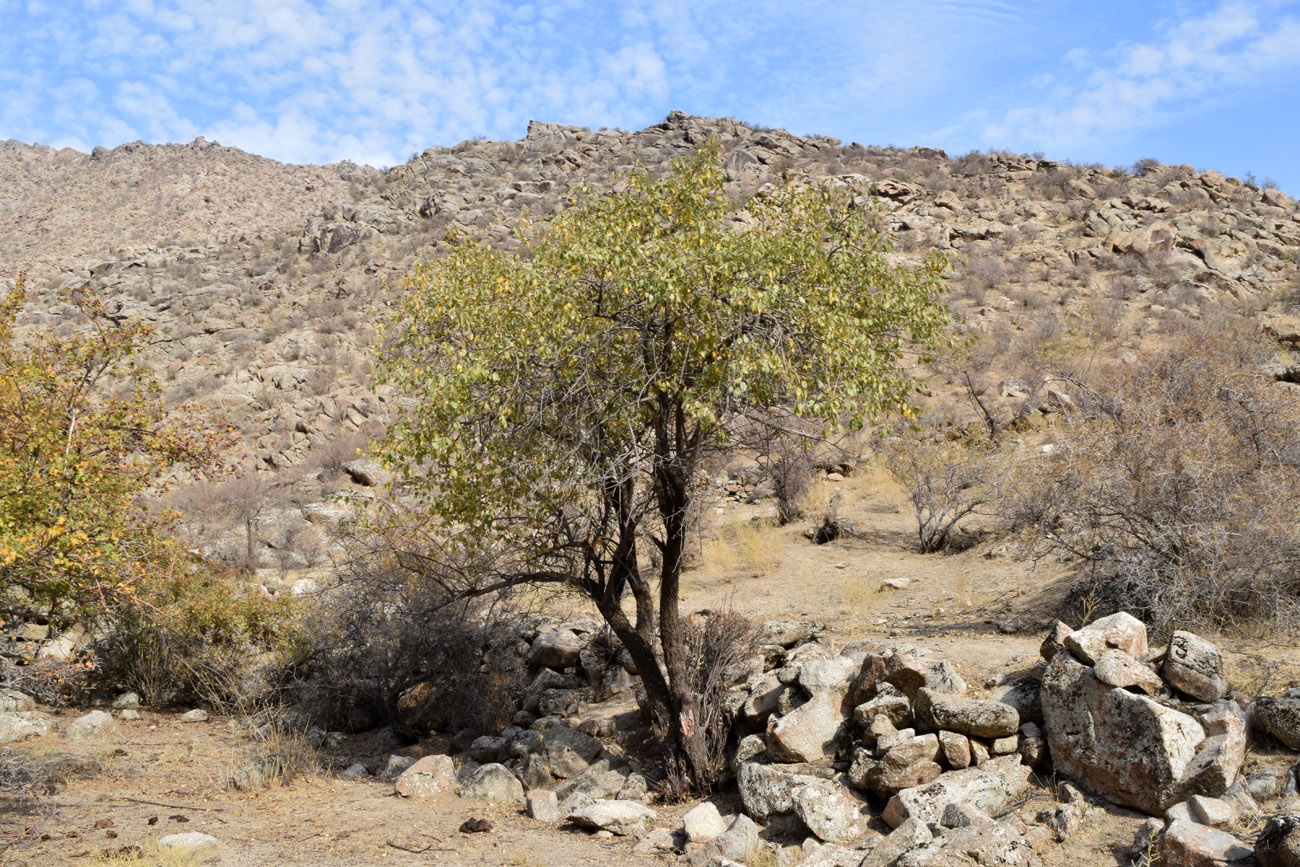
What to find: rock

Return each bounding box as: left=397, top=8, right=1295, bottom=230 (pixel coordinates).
left=860, top=735, right=943, bottom=797
left=1040, top=621, right=1074, bottom=661
left=394, top=754, right=457, bottom=798
left=1257, top=697, right=1300, bottom=750
left=860, top=817, right=933, bottom=867
left=737, top=761, right=825, bottom=821
left=0, top=712, right=52, bottom=744
left=683, top=802, right=728, bottom=842
left=527, top=789, right=560, bottom=823
left=1160, top=819, right=1253, bottom=866
left=882, top=755, right=1030, bottom=828
left=179, top=708, right=209, bottom=723
left=854, top=693, right=912, bottom=729
left=158, top=832, right=219, bottom=853
left=342, top=457, right=390, bottom=487
left=1188, top=795, right=1235, bottom=828
left=1256, top=815, right=1300, bottom=867
left=66, top=710, right=113, bottom=739
left=914, top=688, right=1020, bottom=738
left=118, top=709, right=141, bottom=721
left=988, top=672, right=1043, bottom=726
left=566, top=799, right=656, bottom=836
left=0, top=690, right=35, bottom=713
left=112, top=692, right=140, bottom=710
left=459, top=762, right=524, bottom=804
left=380, top=754, right=417, bottom=782
left=340, top=762, right=368, bottom=780
left=715, top=814, right=760, bottom=862
left=759, top=620, right=816, bottom=649
left=1183, top=701, right=1248, bottom=797
left=798, top=842, right=862, bottom=866
left=939, top=730, right=972, bottom=769
left=798, top=656, right=857, bottom=697
left=529, top=628, right=585, bottom=668
left=288, top=578, right=319, bottom=597
left=991, top=734, right=1019, bottom=755
left=633, top=827, right=676, bottom=854
left=1063, top=612, right=1148, bottom=664
left=1164, top=632, right=1229, bottom=703
left=792, top=778, right=869, bottom=843
left=618, top=772, right=650, bottom=803
left=542, top=724, right=603, bottom=778
left=1094, top=649, right=1167, bottom=695
left=768, top=691, right=841, bottom=763
left=469, top=735, right=505, bottom=763
left=1037, top=804, right=1082, bottom=842
left=1041, top=650, right=1206, bottom=814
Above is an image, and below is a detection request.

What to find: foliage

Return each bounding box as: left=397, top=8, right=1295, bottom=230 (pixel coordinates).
left=378, top=145, right=948, bottom=787
left=0, top=278, right=226, bottom=630
left=91, top=562, right=295, bottom=709
left=999, top=322, right=1300, bottom=634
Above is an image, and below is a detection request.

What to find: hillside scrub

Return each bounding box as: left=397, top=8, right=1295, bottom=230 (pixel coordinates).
left=999, top=321, right=1300, bottom=634
left=376, top=146, right=949, bottom=790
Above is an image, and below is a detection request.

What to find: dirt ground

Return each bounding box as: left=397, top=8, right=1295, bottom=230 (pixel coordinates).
left=5, top=471, right=1299, bottom=866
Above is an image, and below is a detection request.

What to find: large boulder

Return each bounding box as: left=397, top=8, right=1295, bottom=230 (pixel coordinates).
left=682, top=802, right=728, bottom=842
left=881, top=754, right=1030, bottom=829
left=913, top=688, right=1019, bottom=738
left=458, top=763, right=524, bottom=804
left=791, top=778, right=870, bottom=843
left=1164, top=632, right=1229, bottom=703
left=767, top=691, right=841, bottom=763
left=1041, top=650, right=1207, bottom=814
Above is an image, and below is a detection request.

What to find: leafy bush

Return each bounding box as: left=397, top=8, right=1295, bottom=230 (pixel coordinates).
left=91, top=563, right=295, bottom=710
left=1000, top=323, right=1300, bottom=634
left=0, top=279, right=225, bottom=631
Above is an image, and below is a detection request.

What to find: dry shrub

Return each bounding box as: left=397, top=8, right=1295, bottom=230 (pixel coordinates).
left=0, top=748, right=55, bottom=855
left=666, top=609, right=758, bottom=796
left=1000, top=322, right=1300, bottom=634
left=880, top=415, right=1001, bottom=553
left=288, top=532, right=529, bottom=736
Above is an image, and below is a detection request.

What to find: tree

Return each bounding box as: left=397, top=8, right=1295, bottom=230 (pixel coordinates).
left=378, top=147, right=949, bottom=788
left=0, top=277, right=225, bottom=632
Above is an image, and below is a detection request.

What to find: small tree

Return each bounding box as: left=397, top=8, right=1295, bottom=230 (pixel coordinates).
left=378, top=148, right=948, bottom=788
left=0, top=278, right=224, bottom=631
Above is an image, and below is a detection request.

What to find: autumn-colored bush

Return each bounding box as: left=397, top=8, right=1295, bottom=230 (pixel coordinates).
left=0, top=279, right=226, bottom=631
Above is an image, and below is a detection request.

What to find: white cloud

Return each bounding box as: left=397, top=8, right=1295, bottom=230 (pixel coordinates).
left=976, top=0, right=1300, bottom=152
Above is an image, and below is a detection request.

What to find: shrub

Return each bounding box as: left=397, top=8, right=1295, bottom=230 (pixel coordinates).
left=287, top=524, right=529, bottom=736
left=880, top=415, right=1001, bottom=553
left=999, top=323, right=1300, bottom=634
left=91, top=563, right=295, bottom=710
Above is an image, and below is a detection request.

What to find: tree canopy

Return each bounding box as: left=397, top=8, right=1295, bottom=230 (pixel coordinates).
left=0, top=279, right=224, bottom=630
left=378, top=147, right=949, bottom=786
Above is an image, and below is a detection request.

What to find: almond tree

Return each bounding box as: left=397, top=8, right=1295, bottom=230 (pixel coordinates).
left=377, top=147, right=949, bottom=788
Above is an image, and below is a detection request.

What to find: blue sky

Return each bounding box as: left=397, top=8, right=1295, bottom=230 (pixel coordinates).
left=2, top=0, right=1298, bottom=192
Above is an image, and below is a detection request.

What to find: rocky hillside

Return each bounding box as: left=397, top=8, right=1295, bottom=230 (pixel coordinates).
left=3, top=111, right=1299, bottom=575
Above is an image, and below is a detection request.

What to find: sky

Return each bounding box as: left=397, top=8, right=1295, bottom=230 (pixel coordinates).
left=1, top=0, right=1298, bottom=192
